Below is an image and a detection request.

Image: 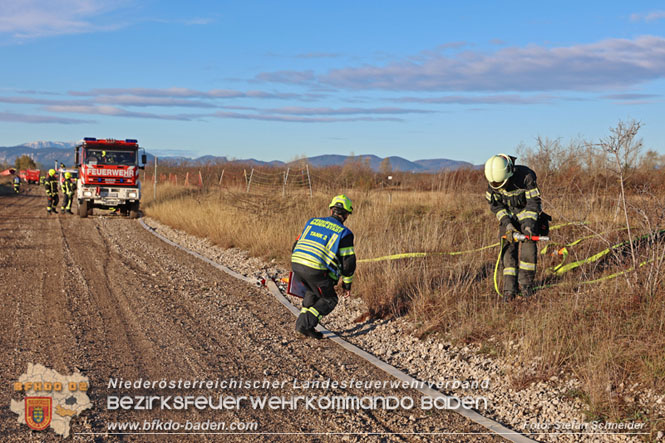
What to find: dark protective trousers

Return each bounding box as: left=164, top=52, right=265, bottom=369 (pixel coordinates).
left=62, top=193, right=73, bottom=211
left=293, top=263, right=339, bottom=331
left=500, top=223, right=537, bottom=295
left=47, top=194, right=59, bottom=212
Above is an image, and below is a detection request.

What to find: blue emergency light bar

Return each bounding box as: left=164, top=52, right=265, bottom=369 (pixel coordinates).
left=125, top=139, right=138, bottom=143
left=84, top=137, right=97, bottom=141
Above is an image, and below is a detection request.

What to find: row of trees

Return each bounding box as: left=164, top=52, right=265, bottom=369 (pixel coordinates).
left=12, top=155, right=39, bottom=171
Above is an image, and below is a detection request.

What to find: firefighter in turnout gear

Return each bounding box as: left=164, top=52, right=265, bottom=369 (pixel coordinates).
left=485, top=154, right=542, bottom=301
left=44, top=169, right=59, bottom=214
left=13, top=175, right=20, bottom=193
left=61, top=172, right=75, bottom=214
left=292, top=195, right=356, bottom=339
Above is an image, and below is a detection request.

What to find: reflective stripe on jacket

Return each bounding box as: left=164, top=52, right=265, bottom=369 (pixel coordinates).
left=292, top=216, right=355, bottom=286
left=63, top=179, right=75, bottom=195
left=44, top=177, right=58, bottom=196
left=485, top=164, right=541, bottom=231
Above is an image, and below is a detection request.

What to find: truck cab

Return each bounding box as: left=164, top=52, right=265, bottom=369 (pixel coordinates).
left=75, top=138, right=146, bottom=218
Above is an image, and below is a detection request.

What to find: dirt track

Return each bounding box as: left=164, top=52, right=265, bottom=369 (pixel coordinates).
left=0, top=185, right=501, bottom=442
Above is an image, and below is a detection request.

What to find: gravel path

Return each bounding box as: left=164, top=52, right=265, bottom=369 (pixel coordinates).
left=0, top=186, right=499, bottom=442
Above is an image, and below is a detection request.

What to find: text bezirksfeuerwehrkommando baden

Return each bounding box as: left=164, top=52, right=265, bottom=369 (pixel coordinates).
left=106, top=377, right=490, bottom=411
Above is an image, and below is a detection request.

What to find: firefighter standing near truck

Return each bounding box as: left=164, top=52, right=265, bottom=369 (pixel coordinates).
left=13, top=174, right=20, bottom=193
left=44, top=169, right=59, bottom=214
left=485, top=154, right=543, bottom=301
left=292, top=195, right=356, bottom=339
left=61, top=172, right=75, bottom=214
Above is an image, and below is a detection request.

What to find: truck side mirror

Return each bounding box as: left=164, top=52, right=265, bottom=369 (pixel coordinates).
left=141, top=154, right=147, bottom=164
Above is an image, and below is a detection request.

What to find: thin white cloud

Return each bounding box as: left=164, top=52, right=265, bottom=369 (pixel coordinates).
left=602, top=93, right=660, bottom=100
left=263, top=106, right=432, bottom=116
left=0, top=0, right=129, bottom=39
left=0, top=96, right=91, bottom=106
left=43, top=104, right=201, bottom=120
left=0, top=111, right=93, bottom=124
left=255, top=70, right=317, bottom=84
left=630, top=10, right=665, bottom=23
left=69, top=87, right=312, bottom=101
left=212, top=111, right=401, bottom=123
left=183, top=18, right=215, bottom=25
left=391, top=94, right=556, bottom=105
left=95, top=95, right=217, bottom=108
left=258, top=36, right=665, bottom=92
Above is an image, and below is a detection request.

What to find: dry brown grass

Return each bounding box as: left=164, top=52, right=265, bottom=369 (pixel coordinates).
left=143, top=168, right=665, bottom=434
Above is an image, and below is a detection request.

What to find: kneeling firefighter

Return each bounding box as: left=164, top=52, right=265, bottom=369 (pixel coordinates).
left=44, top=169, right=59, bottom=214
left=485, top=154, right=545, bottom=300
left=292, top=195, right=356, bottom=339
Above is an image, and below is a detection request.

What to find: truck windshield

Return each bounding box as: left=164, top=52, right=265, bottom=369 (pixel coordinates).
left=85, top=149, right=136, bottom=166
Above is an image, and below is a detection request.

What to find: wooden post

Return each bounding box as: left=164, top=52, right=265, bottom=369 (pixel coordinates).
left=153, top=156, right=157, bottom=201
left=246, top=168, right=254, bottom=193
left=306, top=164, right=312, bottom=198
left=282, top=167, right=290, bottom=197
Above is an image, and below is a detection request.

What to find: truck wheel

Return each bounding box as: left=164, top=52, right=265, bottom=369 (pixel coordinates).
left=129, top=202, right=140, bottom=219
left=79, top=200, right=88, bottom=218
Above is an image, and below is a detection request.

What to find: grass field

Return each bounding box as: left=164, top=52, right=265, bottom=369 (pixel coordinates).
left=142, top=140, right=665, bottom=434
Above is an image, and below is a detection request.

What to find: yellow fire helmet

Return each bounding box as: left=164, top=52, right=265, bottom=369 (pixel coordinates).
left=65, top=172, right=72, bottom=179
left=48, top=169, right=56, bottom=176
left=329, top=194, right=353, bottom=214
left=484, top=154, right=514, bottom=189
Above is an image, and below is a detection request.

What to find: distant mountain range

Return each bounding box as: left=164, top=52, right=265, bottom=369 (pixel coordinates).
left=0, top=141, right=476, bottom=173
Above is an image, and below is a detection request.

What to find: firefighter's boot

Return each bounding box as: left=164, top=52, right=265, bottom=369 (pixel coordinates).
left=296, top=325, right=323, bottom=339
left=502, top=292, right=516, bottom=303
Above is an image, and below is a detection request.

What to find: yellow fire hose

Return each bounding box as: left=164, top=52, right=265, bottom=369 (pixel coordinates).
left=358, top=221, right=663, bottom=298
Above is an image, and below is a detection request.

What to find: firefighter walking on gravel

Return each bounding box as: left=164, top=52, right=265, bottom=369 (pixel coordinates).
left=485, top=154, right=543, bottom=301
left=61, top=172, right=75, bottom=214
left=292, top=195, right=356, bottom=339
left=44, top=169, right=59, bottom=214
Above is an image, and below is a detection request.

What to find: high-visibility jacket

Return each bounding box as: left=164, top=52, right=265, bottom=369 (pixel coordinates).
left=62, top=179, right=75, bottom=195
left=44, top=176, right=58, bottom=197
left=485, top=162, right=541, bottom=232
left=292, top=216, right=356, bottom=289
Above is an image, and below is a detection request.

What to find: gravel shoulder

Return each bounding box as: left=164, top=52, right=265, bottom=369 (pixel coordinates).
left=0, top=186, right=500, bottom=442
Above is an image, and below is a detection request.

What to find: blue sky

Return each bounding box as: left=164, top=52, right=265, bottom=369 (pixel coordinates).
left=1, top=1, right=664, bottom=164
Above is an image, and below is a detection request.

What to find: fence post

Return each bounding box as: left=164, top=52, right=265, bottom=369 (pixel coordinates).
left=198, top=170, right=203, bottom=187
left=153, top=156, right=158, bottom=201
left=219, top=169, right=224, bottom=186
left=282, top=167, right=290, bottom=197
left=246, top=168, right=254, bottom=193
left=306, top=164, right=312, bottom=198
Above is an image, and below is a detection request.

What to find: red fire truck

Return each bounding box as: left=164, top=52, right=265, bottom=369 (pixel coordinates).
left=75, top=138, right=146, bottom=218
left=19, top=169, right=41, bottom=184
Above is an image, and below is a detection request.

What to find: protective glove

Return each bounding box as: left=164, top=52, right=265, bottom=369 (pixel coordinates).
left=504, top=223, right=520, bottom=243
left=522, top=225, right=535, bottom=241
